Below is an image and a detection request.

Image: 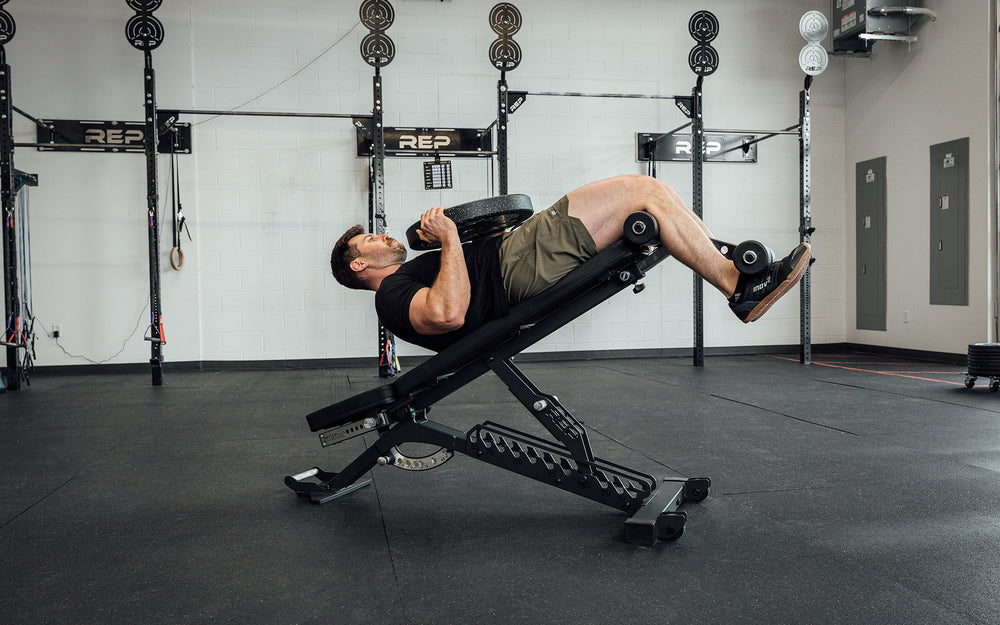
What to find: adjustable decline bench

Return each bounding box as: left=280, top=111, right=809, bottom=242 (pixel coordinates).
left=286, top=203, right=711, bottom=546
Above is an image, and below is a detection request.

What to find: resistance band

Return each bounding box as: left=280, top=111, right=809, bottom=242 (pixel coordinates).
left=8, top=175, right=35, bottom=384
left=380, top=337, right=400, bottom=376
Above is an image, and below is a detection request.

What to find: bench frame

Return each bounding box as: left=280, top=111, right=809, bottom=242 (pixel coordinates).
left=286, top=232, right=710, bottom=545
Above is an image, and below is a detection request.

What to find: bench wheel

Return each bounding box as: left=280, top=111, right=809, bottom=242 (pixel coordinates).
left=657, top=511, right=687, bottom=541
left=405, top=194, right=534, bottom=251
left=733, top=240, right=773, bottom=275
left=684, top=477, right=711, bottom=502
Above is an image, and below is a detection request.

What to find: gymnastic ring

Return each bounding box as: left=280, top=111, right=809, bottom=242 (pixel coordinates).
left=169, top=246, right=184, bottom=270
left=405, top=194, right=534, bottom=251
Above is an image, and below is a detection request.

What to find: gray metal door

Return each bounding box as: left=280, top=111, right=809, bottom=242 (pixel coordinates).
left=856, top=157, right=887, bottom=331
left=929, top=138, right=969, bottom=305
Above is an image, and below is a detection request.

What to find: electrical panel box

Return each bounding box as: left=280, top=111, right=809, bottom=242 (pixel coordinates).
left=856, top=157, right=887, bottom=331
left=929, top=138, right=969, bottom=306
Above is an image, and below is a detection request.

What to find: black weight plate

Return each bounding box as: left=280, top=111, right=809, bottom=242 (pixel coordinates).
left=360, top=31, right=395, bottom=67
left=126, top=13, right=164, bottom=51
left=688, top=10, right=719, bottom=43
left=489, top=36, right=522, bottom=71
left=968, top=355, right=1000, bottom=367
left=969, top=351, right=1000, bottom=356
left=359, top=0, right=394, bottom=32
left=126, top=0, right=163, bottom=12
left=969, top=355, right=1000, bottom=363
left=968, top=360, right=1000, bottom=368
left=0, top=10, right=13, bottom=45
left=688, top=44, right=718, bottom=76
left=406, top=194, right=534, bottom=251
left=968, top=368, right=1000, bottom=377
left=489, top=2, right=522, bottom=36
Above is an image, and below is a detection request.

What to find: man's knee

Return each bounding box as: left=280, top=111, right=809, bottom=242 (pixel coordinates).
left=612, top=175, right=672, bottom=218
left=613, top=174, right=670, bottom=204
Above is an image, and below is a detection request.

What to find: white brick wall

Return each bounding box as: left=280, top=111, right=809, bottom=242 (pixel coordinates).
left=10, top=0, right=848, bottom=367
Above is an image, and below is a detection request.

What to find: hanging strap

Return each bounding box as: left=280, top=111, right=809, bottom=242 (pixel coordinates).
left=167, top=132, right=191, bottom=270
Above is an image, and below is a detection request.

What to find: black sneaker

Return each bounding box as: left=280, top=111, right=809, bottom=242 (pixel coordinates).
left=729, top=243, right=811, bottom=323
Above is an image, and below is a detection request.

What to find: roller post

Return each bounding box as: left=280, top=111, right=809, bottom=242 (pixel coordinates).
left=0, top=50, right=19, bottom=390
left=143, top=51, right=165, bottom=386
left=691, top=76, right=705, bottom=367
left=798, top=86, right=813, bottom=364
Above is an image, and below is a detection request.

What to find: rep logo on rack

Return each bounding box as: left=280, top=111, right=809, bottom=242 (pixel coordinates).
left=35, top=118, right=191, bottom=153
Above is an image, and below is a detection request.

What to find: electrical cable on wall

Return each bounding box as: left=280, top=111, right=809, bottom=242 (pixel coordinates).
left=41, top=171, right=173, bottom=366
left=191, top=21, right=363, bottom=127
left=41, top=297, right=151, bottom=366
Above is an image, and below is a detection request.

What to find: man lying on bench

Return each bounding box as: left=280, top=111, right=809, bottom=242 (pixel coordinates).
left=290, top=175, right=810, bottom=545
left=332, top=175, right=810, bottom=351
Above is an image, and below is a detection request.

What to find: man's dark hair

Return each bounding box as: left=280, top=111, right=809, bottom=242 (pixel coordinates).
left=330, top=224, right=369, bottom=290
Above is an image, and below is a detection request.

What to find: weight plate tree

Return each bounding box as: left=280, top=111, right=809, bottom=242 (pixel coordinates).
left=490, top=2, right=522, bottom=195
left=126, top=0, right=167, bottom=385
left=687, top=10, right=718, bottom=366
left=360, top=0, right=398, bottom=377
left=0, top=0, right=18, bottom=389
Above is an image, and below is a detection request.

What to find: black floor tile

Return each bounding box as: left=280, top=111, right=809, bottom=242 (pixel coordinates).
left=3, top=356, right=999, bottom=625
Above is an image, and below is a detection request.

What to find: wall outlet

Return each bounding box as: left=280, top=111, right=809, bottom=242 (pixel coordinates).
left=52, top=324, right=61, bottom=338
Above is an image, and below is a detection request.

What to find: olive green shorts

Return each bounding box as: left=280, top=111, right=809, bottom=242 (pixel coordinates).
left=498, top=195, right=599, bottom=305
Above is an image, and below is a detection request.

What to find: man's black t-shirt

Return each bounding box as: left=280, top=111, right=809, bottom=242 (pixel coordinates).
left=374, top=236, right=509, bottom=351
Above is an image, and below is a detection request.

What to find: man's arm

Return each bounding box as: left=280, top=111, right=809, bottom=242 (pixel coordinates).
left=408, top=207, right=471, bottom=335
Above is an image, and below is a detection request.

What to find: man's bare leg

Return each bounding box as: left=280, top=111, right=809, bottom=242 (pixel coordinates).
left=566, top=175, right=740, bottom=297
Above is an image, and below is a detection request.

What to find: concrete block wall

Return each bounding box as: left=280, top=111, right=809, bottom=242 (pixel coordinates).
left=9, top=0, right=844, bottom=368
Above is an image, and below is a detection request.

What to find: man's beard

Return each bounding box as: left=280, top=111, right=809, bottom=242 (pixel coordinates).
left=389, top=241, right=408, bottom=264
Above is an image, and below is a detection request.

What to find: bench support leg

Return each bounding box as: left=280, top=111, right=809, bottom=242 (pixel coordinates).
left=285, top=417, right=468, bottom=503
left=488, top=357, right=595, bottom=464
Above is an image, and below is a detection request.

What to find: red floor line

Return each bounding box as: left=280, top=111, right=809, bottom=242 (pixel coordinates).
left=764, top=354, right=965, bottom=386
left=805, top=361, right=950, bottom=366
left=880, top=370, right=965, bottom=375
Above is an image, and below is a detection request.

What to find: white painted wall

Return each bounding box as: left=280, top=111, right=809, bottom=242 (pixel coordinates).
left=10, top=2, right=198, bottom=368
left=8, top=0, right=844, bottom=368
left=843, top=0, right=996, bottom=354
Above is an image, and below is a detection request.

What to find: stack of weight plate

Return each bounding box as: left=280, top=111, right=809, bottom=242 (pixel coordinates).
left=965, top=343, right=1000, bottom=391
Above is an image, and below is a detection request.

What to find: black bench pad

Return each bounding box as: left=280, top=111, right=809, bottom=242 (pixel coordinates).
left=306, top=240, right=666, bottom=432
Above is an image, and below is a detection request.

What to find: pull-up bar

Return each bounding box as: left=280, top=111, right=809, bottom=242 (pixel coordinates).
left=704, top=125, right=800, bottom=136
left=160, top=108, right=369, bottom=120
left=525, top=91, right=678, bottom=101
left=15, top=142, right=135, bottom=150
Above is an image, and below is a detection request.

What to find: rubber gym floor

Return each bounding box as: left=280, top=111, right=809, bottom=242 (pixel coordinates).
left=2, top=351, right=999, bottom=625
